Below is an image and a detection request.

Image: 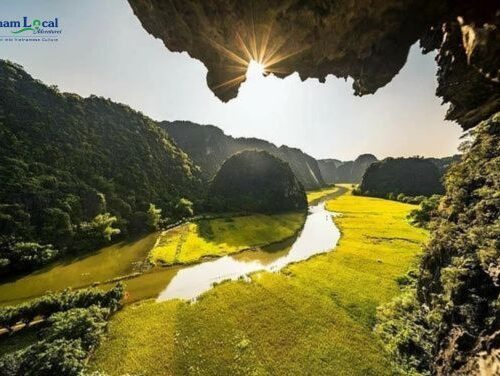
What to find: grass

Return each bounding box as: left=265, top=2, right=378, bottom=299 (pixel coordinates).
left=0, top=233, right=158, bottom=307
left=91, top=189, right=427, bottom=375
left=306, top=185, right=340, bottom=204
left=150, top=212, right=306, bottom=265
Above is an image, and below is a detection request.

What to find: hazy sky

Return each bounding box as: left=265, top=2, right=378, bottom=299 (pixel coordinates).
left=0, top=0, right=463, bottom=160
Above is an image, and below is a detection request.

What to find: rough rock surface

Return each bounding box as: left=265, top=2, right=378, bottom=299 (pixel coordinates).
left=128, top=0, right=499, bottom=129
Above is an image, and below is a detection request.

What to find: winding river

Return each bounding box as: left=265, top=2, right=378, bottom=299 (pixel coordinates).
left=0, top=194, right=342, bottom=306
left=156, top=201, right=339, bottom=301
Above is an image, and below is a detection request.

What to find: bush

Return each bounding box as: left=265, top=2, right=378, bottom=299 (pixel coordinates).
left=0, top=351, right=23, bottom=376
left=147, top=203, right=162, bottom=231
left=375, top=284, right=432, bottom=376
left=41, top=305, right=109, bottom=350
left=74, top=213, right=121, bottom=251
left=0, top=284, right=124, bottom=375
left=0, top=283, right=123, bottom=332
left=18, top=339, right=87, bottom=376
left=378, top=114, right=499, bottom=374
left=352, top=187, right=361, bottom=196
left=407, top=195, right=442, bottom=228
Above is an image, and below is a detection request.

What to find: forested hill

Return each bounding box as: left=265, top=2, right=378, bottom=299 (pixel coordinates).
left=210, top=150, right=307, bottom=213
left=161, top=121, right=326, bottom=189
left=0, top=60, right=200, bottom=272
left=359, top=157, right=445, bottom=197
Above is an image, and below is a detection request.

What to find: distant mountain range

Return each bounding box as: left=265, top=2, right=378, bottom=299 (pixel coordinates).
left=161, top=121, right=326, bottom=189
left=318, top=154, right=379, bottom=184
left=162, top=121, right=458, bottom=189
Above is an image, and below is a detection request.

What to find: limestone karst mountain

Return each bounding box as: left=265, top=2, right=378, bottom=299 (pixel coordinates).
left=359, top=157, right=445, bottom=197
left=210, top=150, right=307, bottom=213
left=161, top=121, right=325, bottom=189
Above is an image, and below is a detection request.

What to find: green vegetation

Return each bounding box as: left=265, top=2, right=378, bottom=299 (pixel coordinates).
left=359, top=157, right=444, bottom=197
left=377, top=113, right=499, bottom=375
left=0, top=284, right=123, bottom=376
left=375, top=271, right=432, bottom=375
left=0, top=60, right=200, bottom=276
left=0, top=284, right=122, bottom=332
left=210, top=150, right=307, bottom=213
left=306, top=185, right=339, bottom=204
left=91, top=190, right=427, bottom=375
left=353, top=190, right=431, bottom=205
left=150, top=212, right=305, bottom=265
left=173, top=198, right=194, bottom=219
left=162, top=121, right=326, bottom=189
left=407, top=195, right=442, bottom=228
left=0, top=233, right=157, bottom=306
left=91, top=300, right=182, bottom=375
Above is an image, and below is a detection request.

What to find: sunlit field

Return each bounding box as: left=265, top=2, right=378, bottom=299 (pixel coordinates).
left=0, top=233, right=158, bottom=307
left=150, top=212, right=306, bottom=265
left=90, top=190, right=427, bottom=375
left=306, top=185, right=340, bottom=204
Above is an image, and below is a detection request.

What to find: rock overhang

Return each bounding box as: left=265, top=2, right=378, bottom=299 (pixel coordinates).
left=128, top=0, right=499, bottom=129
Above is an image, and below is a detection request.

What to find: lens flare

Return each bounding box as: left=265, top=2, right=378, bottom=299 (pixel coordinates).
left=207, top=20, right=308, bottom=93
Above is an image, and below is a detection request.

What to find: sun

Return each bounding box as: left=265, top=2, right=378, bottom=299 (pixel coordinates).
left=246, top=60, right=266, bottom=79
left=206, top=21, right=308, bottom=93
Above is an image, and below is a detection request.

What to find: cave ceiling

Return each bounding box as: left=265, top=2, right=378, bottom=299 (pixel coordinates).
left=128, top=0, right=499, bottom=129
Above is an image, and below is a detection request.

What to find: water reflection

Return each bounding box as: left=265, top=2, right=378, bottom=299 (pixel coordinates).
left=156, top=202, right=339, bottom=301
left=0, top=202, right=340, bottom=306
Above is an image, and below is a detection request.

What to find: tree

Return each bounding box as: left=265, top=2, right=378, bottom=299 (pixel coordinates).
left=0, top=60, right=201, bottom=276
left=0, top=239, right=59, bottom=276
left=377, top=113, right=499, bottom=375
left=147, top=203, right=162, bottom=231
left=174, top=198, right=194, bottom=218
left=408, top=195, right=441, bottom=228
left=75, top=213, right=120, bottom=250
left=41, top=208, right=74, bottom=245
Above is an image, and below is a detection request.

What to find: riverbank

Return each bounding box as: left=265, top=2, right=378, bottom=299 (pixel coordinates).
left=90, top=189, right=427, bottom=375
left=306, top=184, right=345, bottom=205
left=150, top=212, right=306, bottom=266
left=148, top=186, right=340, bottom=267
left=0, top=233, right=158, bottom=307
left=0, top=211, right=307, bottom=307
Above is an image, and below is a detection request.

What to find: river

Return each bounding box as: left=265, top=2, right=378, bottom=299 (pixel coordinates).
left=0, top=195, right=342, bottom=306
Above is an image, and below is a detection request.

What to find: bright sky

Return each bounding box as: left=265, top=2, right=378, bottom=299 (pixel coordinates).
left=0, top=0, right=463, bottom=160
